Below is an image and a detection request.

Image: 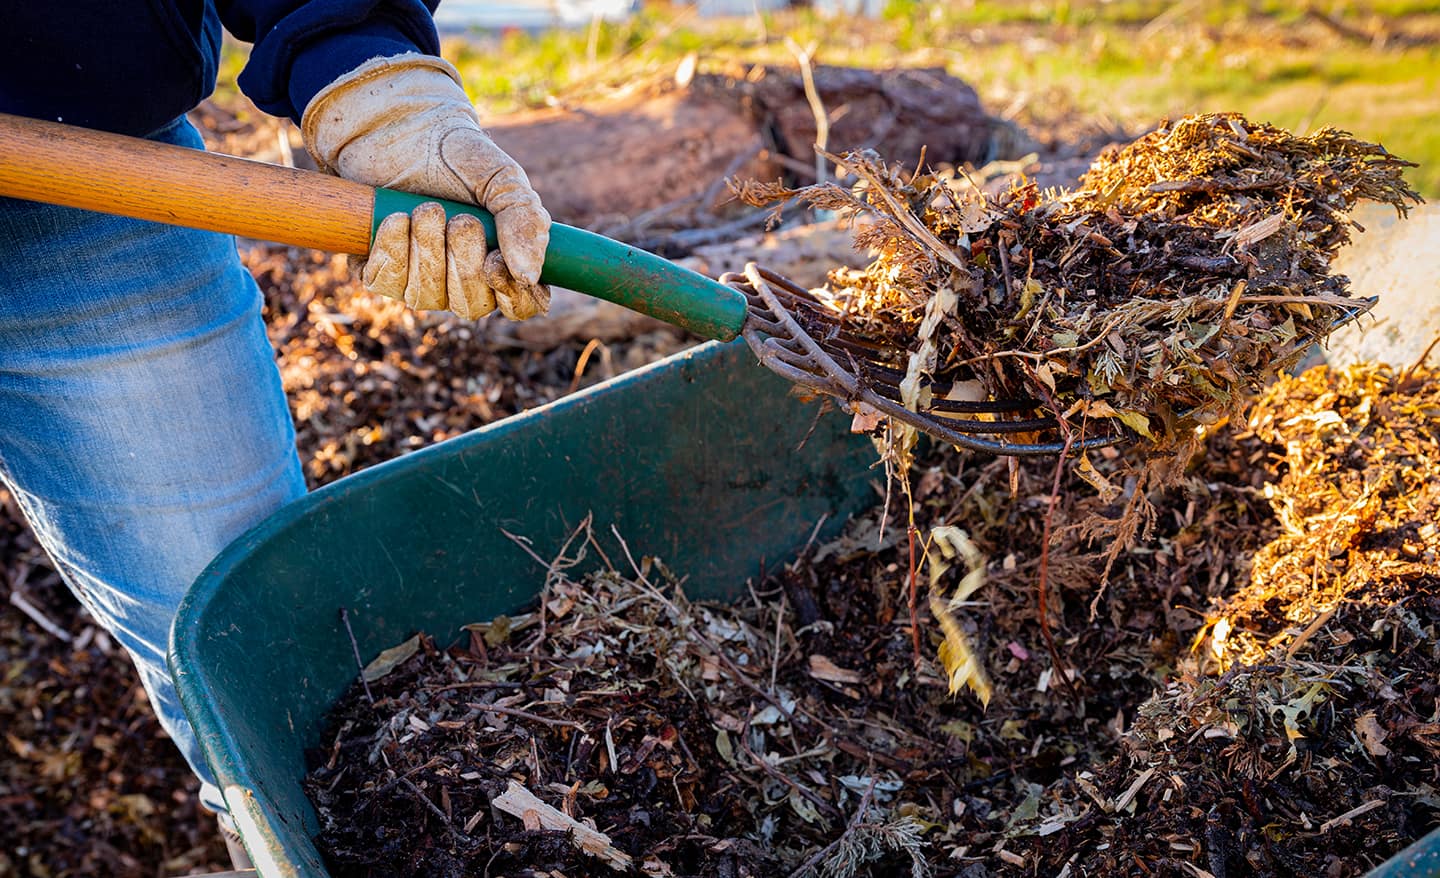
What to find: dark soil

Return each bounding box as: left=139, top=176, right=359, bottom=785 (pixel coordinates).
left=0, top=493, right=230, bottom=877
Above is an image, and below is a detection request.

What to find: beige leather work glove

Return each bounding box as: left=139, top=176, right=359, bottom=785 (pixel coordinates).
left=302, top=54, right=551, bottom=320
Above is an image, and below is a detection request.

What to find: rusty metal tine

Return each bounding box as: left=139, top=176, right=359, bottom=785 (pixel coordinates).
left=925, top=416, right=1061, bottom=434
left=921, top=396, right=1047, bottom=415
left=726, top=264, right=1129, bottom=456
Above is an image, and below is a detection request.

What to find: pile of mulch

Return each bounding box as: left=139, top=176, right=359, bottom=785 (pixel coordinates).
left=302, top=360, right=1440, bottom=877
left=0, top=492, right=231, bottom=877
left=735, top=113, right=1421, bottom=473
left=1041, top=361, right=1440, bottom=876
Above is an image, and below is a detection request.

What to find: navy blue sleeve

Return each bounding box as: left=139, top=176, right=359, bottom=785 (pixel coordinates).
left=218, top=0, right=442, bottom=123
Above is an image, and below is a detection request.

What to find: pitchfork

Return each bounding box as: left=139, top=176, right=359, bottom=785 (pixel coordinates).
left=0, top=112, right=1330, bottom=456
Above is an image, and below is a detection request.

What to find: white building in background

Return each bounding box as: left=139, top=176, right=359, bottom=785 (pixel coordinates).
left=679, top=0, right=790, bottom=13
left=433, top=0, right=640, bottom=30
left=813, top=0, right=884, bottom=14
left=675, top=0, right=883, bottom=14
left=433, top=0, right=884, bottom=29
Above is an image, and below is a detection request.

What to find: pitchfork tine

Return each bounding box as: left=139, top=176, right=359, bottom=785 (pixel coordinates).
left=722, top=264, right=1127, bottom=457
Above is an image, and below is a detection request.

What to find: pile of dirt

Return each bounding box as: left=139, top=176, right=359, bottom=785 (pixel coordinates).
left=302, top=360, right=1440, bottom=877
left=700, top=61, right=1004, bottom=170
left=736, top=113, right=1420, bottom=475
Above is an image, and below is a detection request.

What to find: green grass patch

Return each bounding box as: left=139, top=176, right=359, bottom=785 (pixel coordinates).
left=209, top=2, right=1438, bottom=197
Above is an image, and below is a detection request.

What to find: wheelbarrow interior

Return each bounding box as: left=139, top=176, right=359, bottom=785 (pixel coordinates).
left=168, top=339, right=878, bottom=876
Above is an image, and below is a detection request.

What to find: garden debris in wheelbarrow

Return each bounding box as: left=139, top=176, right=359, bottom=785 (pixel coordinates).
left=733, top=112, right=1421, bottom=479
left=303, top=358, right=1440, bottom=877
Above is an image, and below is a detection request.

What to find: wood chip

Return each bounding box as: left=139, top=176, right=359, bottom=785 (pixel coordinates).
left=492, top=780, right=634, bottom=871
left=1319, top=799, right=1387, bottom=833
left=1113, top=766, right=1157, bottom=813
left=807, top=654, right=863, bottom=684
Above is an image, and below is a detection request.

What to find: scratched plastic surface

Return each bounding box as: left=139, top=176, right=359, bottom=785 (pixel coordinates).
left=168, top=339, right=877, bottom=877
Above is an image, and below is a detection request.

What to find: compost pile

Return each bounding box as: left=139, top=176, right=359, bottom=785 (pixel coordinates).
left=735, top=113, right=1420, bottom=472
left=304, top=359, right=1440, bottom=877
left=1032, top=360, right=1440, bottom=876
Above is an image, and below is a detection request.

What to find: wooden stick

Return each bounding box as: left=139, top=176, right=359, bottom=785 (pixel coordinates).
left=0, top=112, right=374, bottom=255
left=492, top=780, right=633, bottom=871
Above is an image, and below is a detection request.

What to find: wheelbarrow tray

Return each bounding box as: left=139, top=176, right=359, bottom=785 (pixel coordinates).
left=168, top=338, right=879, bottom=877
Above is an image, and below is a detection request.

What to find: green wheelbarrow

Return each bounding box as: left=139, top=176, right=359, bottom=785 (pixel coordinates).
left=169, top=338, right=881, bottom=877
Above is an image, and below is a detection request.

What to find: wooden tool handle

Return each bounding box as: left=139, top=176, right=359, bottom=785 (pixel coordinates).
left=0, top=111, right=750, bottom=341
left=0, top=112, right=375, bottom=254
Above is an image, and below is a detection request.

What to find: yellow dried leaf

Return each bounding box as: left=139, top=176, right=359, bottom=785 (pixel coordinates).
left=362, top=634, right=421, bottom=683
left=1117, top=409, right=1155, bottom=439
left=928, top=525, right=986, bottom=598
left=1075, top=451, right=1121, bottom=502
left=930, top=593, right=992, bottom=706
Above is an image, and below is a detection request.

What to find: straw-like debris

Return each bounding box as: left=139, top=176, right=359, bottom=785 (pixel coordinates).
left=1024, top=361, right=1440, bottom=876
left=305, top=360, right=1439, bottom=878
left=1206, top=359, right=1440, bottom=667
left=734, top=113, right=1420, bottom=475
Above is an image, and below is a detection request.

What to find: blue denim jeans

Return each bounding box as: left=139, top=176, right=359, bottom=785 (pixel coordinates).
left=0, top=116, right=307, bottom=804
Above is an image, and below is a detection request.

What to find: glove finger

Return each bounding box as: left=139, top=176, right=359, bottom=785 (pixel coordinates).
left=444, top=213, right=497, bottom=320
left=440, top=132, right=551, bottom=287
left=405, top=202, right=448, bottom=311
left=485, top=251, right=551, bottom=321
left=363, top=212, right=410, bottom=300
left=492, top=198, right=551, bottom=290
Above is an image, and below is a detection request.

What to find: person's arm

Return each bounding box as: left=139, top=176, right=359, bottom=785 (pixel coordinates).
left=221, top=1, right=550, bottom=320
left=219, top=0, right=442, bottom=125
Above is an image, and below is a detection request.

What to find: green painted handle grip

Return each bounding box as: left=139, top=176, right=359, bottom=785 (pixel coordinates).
left=373, top=188, right=748, bottom=342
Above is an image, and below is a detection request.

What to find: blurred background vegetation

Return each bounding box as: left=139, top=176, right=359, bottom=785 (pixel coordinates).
left=220, top=1, right=1440, bottom=195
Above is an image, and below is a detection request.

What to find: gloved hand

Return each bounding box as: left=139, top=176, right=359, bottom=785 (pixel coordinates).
left=302, top=54, right=551, bottom=320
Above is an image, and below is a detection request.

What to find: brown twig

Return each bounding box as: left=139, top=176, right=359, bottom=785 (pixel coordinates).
left=907, top=522, right=921, bottom=663
left=1027, top=369, right=1082, bottom=702
left=339, top=607, right=375, bottom=705
left=1400, top=334, right=1440, bottom=387
left=466, top=702, right=587, bottom=730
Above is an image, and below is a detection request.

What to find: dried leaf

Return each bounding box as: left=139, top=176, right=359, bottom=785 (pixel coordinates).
left=362, top=634, right=420, bottom=683
left=930, top=593, right=992, bottom=707
left=1355, top=712, right=1391, bottom=757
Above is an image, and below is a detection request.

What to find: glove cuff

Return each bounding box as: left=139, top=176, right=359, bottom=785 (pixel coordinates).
left=301, top=53, right=474, bottom=175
